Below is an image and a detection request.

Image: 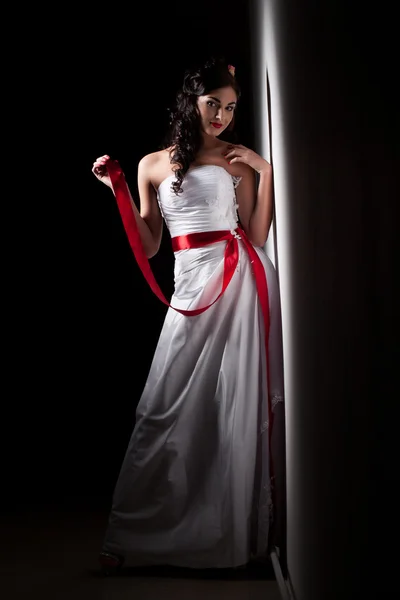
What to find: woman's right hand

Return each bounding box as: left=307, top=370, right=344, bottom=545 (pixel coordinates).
left=92, top=154, right=113, bottom=189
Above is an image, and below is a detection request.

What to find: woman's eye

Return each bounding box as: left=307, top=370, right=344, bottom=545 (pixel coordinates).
left=206, top=101, right=234, bottom=111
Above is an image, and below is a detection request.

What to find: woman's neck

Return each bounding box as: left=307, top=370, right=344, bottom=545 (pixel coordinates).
left=200, top=132, right=223, bottom=151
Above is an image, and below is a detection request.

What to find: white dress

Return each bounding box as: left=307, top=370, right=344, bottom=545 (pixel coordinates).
left=102, top=164, right=285, bottom=568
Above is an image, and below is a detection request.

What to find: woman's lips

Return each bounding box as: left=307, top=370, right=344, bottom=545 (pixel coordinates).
left=211, top=123, right=223, bottom=129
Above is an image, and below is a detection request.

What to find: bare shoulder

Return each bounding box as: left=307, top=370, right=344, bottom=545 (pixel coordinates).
left=233, top=160, right=256, bottom=180
left=138, top=150, right=165, bottom=172
left=138, top=149, right=172, bottom=189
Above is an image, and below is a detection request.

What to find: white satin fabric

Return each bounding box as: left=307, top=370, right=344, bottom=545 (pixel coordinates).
left=102, top=165, right=285, bottom=568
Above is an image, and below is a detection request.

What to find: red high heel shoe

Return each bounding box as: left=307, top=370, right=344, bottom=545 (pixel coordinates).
left=98, top=551, right=125, bottom=576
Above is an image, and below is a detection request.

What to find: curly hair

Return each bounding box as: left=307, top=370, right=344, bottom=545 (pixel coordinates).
left=161, top=56, right=241, bottom=195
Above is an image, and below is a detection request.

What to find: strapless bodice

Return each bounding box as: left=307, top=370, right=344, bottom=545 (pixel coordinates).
left=157, top=165, right=242, bottom=238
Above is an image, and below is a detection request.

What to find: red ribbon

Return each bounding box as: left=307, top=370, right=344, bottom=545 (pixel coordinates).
left=106, top=158, right=275, bottom=512
left=106, top=158, right=269, bottom=335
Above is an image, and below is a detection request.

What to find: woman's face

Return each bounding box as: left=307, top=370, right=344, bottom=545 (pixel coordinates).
left=197, top=86, right=237, bottom=137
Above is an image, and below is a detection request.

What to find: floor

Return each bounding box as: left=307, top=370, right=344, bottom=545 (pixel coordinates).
left=5, top=505, right=283, bottom=600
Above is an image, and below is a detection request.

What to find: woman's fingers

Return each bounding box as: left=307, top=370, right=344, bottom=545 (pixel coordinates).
left=92, top=155, right=111, bottom=176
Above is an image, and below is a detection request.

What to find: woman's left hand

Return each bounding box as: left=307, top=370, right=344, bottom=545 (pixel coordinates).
left=223, top=144, right=271, bottom=174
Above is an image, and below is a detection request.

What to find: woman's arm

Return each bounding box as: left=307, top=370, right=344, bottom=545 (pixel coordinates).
left=223, top=144, right=273, bottom=247
left=136, top=155, right=163, bottom=258
left=92, top=153, right=163, bottom=258
left=235, top=162, right=273, bottom=247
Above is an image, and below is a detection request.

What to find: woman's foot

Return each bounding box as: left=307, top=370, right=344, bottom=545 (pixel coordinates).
left=98, top=551, right=125, bottom=576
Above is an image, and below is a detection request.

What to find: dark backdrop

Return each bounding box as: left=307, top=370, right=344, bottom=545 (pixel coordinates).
left=8, top=2, right=255, bottom=513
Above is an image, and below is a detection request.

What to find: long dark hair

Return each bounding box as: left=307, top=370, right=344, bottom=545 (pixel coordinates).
left=161, top=56, right=241, bottom=195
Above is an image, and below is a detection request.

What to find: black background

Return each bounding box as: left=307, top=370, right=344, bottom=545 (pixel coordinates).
left=7, top=2, right=255, bottom=513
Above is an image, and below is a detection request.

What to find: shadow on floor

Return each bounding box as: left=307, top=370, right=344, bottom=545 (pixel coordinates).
left=5, top=504, right=282, bottom=600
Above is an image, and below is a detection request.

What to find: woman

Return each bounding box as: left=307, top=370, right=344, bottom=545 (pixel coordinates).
left=92, top=56, right=285, bottom=573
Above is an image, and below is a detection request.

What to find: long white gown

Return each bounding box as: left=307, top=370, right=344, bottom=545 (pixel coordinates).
left=102, top=164, right=285, bottom=569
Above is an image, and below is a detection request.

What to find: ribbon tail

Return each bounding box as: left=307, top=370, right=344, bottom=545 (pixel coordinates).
left=238, top=227, right=275, bottom=509
left=105, top=158, right=238, bottom=317
left=106, top=159, right=171, bottom=307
